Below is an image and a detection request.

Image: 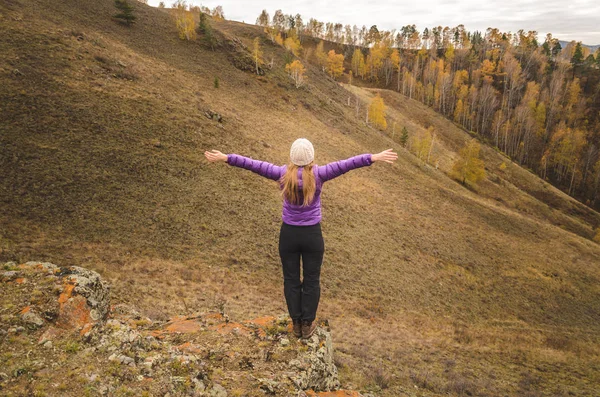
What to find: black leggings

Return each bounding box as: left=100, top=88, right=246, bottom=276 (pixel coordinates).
left=278, top=221, right=325, bottom=322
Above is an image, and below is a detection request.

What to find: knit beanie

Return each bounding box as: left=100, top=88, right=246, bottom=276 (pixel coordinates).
left=289, top=138, right=314, bottom=166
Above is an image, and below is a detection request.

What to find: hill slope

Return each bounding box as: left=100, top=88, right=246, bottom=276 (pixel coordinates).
left=1, top=0, right=600, bottom=395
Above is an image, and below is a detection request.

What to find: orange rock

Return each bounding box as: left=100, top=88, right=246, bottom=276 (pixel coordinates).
left=20, top=306, right=31, bottom=314
left=246, top=315, right=276, bottom=327
left=205, top=312, right=224, bottom=320
left=58, top=283, right=75, bottom=304
left=204, top=312, right=224, bottom=325
left=15, top=277, right=26, bottom=284
left=175, top=342, right=203, bottom=354
left=164, top=319, right=203, bottom=334
left=149, top=330, right=165, bottom=339
left=80, top=322, right=93, bottom=336
left=57, top=294, right=92, bottom=329
left=168, top=315, right=188, bottom=322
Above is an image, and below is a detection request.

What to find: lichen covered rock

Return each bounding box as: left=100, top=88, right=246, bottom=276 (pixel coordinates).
left=291, top=327, right=341, bottom=391
left=2, top=261, right=111, bottom=340
left=1, top=261, right=364, bottom=396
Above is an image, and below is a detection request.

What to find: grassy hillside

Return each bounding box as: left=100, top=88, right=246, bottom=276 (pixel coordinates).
left=1, top=0, right=600, bottom=395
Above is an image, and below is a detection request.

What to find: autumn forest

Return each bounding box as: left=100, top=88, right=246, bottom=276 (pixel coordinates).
left=255, top=9, right=600, bottom=209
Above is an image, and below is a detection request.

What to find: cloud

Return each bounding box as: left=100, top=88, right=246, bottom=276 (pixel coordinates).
left=147, top=0, right=600, bottom=45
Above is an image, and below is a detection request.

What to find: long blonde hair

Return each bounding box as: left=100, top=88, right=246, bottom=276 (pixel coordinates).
left=280, top=162, right=316, bottom=207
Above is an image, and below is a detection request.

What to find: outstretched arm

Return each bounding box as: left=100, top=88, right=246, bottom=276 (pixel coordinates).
left=316, top=149, right=398, bottom=182
left=204, top=149, right=285, bottom=181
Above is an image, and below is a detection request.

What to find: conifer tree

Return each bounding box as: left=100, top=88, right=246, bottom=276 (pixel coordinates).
left=571, top=42, right=584, bottom=66
left=197, top=12, right=216, bottom=49
left=114, top=0, right=136, bottom=26
left=400, top=126, right=409, bottom=147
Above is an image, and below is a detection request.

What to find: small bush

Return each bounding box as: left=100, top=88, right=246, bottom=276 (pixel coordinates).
left=113, top=0, right=136, bottom=26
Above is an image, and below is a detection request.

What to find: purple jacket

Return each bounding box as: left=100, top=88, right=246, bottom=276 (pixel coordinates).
left=226, top=153, right=373, bottom=226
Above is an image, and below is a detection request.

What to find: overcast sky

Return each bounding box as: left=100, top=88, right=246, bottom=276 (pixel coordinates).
left=148, top=0, right=600, bottom=45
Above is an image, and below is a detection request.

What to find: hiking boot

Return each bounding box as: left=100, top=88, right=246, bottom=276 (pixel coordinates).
left=301, top=320, right=317, bottom=339
left=292, top=319, right=302, bottom=338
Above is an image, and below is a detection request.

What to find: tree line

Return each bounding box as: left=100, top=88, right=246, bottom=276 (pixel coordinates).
left=256, top=9, right=600, bottom=209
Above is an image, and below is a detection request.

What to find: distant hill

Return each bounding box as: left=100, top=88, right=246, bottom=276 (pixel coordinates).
left=2, top=0, right=600, bottom=395
left=559, top=40, right=600, bottom=52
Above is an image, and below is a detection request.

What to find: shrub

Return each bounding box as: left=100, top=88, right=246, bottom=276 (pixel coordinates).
left=113, top=0, right=136, bottom=26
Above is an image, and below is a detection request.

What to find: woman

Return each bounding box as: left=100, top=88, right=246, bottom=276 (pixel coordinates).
left=205, top=138, right=397, bottom=338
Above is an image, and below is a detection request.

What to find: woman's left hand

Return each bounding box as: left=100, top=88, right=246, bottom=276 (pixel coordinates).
left=205, top=149, right=228, bottom=162
left=372, top=149, right=398, bottom=164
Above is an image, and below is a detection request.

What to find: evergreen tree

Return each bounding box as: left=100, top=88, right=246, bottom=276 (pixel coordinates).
left=197, top=12, right=216, bottom=50
left=551, top=40, right=562, bottom=58
left=571, top=42, right=584, bottom=66
left=114, top=0, right=136, bottom=26
left=400, top=126, right=409, bottom=147
left=197, top=12, right=209, bottom=34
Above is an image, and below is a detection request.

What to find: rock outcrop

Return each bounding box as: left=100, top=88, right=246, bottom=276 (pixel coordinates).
left=2, top=261, right=111, bottom=343
left=0, top=261, right=365, bottom=396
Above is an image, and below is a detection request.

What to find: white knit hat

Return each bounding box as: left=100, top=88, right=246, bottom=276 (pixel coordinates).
left=289, top=138, right=314, bottom=166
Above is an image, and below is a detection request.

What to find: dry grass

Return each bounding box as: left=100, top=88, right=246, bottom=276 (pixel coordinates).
left=1, top=0, right=600, bottom=395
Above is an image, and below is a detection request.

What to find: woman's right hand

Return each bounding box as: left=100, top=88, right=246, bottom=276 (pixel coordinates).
left=204, top=149, right=228, bottom=162
left=372, top=149, right=398, bottom=164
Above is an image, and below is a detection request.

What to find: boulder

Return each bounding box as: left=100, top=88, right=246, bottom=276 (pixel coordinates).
left=291, top=327, right=341, bottom=391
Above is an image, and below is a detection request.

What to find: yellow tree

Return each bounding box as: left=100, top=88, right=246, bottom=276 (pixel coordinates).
left=252, top=37, right=263, bottom=75
left=367, top=43, right=386, bottom=81
left=284, top=36, right=301, bottom=56
left=315, top=41, right=327, bottom=72
left=351, top=48, right=364, bottom=76
left=326, top=50, right=344, bottom=79
left=174, top=1, right=196, bottom=41
left=452, top=139, right=486, bottom=185
left=275, top=32, right=284, bottom=46
left=454, top=99, right=464, bottom=123
left=285, top=60, right=306, bottom=88
left=368, top=94, right=387, bottom=130
left=411, top=127, right=434, bottom=162
left=264, top=26, right=278, bottom=43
